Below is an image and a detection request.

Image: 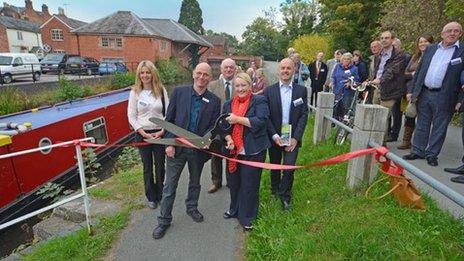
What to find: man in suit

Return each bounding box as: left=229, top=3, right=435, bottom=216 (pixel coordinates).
left=308, top=52, right=328, bottom=106
left=403, top=22, right=463, bottom=167
left=290, top=53, right=310, bottom=86
left=207, top=58, right=236, bottom=193
left=368, top=31, right=406, bottom=144
left=366, top=41, right=382, bottom=104
left=264, top=58, right=309, bottom=211
left=325, top=49, right=343, bottom=91
left=153, top=63, right=221, bottom=239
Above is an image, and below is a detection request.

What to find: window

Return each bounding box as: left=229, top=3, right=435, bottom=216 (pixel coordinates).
left=51, top=29, right=64, bottom=41
left=83, top=117, right=108, bottom=144
left=13, top=57, right=23, bottom=65
left=160, top=40, right=167, bottom=52
left=39, top=137, right=53, bottom=155
left=17, top=31, right=23, bottom=40
left=100, top=37, right=123, bottom=48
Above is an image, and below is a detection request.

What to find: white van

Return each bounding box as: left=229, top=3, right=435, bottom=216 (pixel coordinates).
left=0, top=53, right=41, bottom=84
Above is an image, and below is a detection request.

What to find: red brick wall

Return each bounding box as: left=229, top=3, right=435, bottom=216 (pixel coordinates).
left=24, top=4, right=50, bottom=24
left=41, top=18, right=79, bottom=54
left=76, top=35, right=170, bottom=70
left=202, top=44, right=225, bottom=57
left=0, top=26, right=9, bottom=52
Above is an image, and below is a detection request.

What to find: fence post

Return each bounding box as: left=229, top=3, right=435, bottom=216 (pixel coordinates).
left=75, top=144, right=93, bottom=235
left=313, top=92, right=334, bottom=144
left=347, top=104, right=389, bottom=190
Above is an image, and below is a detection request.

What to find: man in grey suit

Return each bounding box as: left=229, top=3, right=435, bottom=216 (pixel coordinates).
left=207, top=58, right=236, bottom=193
left=403, top=22, right=464, bottom=166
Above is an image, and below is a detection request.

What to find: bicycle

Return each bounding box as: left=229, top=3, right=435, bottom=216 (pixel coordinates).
left=334, top=77, right=371, bottom=145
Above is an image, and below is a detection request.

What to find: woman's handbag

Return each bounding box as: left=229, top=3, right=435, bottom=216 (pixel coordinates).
left=404, top=101, right=417, bottom=118
left=365, top=160, right=425, bottom=210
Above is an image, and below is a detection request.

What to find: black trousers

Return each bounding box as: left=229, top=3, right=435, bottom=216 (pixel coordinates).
left=389, top=97, right=403, bottom=138
left=226, top=151, right=265, bottom=227
left=135, top=130, right=165, bottom=203
left=268, top=145, right=299, bottom=202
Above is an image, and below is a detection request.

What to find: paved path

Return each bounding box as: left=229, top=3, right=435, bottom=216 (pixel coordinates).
left=389, top=124, right=464, bottom=217
left=112, top=161, right=243, bottom=261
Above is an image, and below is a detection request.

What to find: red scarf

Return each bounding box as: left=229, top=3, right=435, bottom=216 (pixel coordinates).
left=228, top=91, right=252, bottom=173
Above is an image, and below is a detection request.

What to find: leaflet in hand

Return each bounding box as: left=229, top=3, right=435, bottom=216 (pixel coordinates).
left=281, top=124, right=292, bottom=146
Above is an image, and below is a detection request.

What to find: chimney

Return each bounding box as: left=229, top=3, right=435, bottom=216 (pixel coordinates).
left=58, top=7, right=65, bottom=16
left=41, top=4, right=49, bottom=15
left=25, top=0, right=32, bottom=10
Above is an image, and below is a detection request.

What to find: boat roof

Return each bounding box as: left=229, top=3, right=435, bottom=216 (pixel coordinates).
left=0, top=89, right=130, bottom=133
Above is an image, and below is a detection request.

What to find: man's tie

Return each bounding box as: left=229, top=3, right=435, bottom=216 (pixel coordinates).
left=225, top=81, right=231, bottom=100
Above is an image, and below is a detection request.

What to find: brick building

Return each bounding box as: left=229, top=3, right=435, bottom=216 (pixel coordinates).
left=202, top=35, right=228, bottom=57
left=0, top=15, right=41, bottom=53
left=0, top=0, right=51, bottom=24
left=40, top=8, right=87, bottom=54
left=71, top=11, right=212, bottom=68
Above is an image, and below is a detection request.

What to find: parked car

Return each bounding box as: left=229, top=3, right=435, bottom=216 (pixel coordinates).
left=0, top=53, right=41, bottom=84
left=65, top=56, right=100, bottom=75
left=41, top=53, right=78, bottom=74
left=98, top=62, right=128, bottom=75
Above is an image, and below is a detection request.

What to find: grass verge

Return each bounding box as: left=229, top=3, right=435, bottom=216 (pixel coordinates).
left=23, top=165, right=144, bottom=260
left=246, top=117, right=464, bottom=260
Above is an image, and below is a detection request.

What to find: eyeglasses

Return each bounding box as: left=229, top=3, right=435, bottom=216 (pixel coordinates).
left=444, top=29, right=462, bottom=34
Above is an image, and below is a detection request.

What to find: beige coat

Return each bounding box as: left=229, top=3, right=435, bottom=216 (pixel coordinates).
left=207, top=78, right=235, bottom=109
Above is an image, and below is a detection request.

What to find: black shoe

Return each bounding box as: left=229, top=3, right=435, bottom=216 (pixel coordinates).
left=243, top=225, right=253, bottom=231
left=444, top=164, right=464, bottom=175
left=147, top=201, right=158, bottom=209
left=281, top=200, right=291, bottom=211
left=152, top=224, right=170, bottom=239
left=451, top=176, right=464, bottom=183
left=403, top=153, right=425, bottom=160
left=187, top=209, right=204, bottom=223
left=426, top=157, right=438, bottom=167
left=223, top=211, right=235, bottom=219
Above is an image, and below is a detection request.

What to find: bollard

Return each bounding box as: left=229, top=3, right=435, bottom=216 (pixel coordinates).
left=313, top=92, right=335, bottom=144
left=347, top=104, right=389, bottom=190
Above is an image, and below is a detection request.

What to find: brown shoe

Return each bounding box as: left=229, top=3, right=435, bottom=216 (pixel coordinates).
left=397, top=126, right=414, bottom=150
left=208, top=184, right=220, bottom=193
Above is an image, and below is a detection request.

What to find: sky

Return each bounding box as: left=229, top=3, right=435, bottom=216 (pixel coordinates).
left=6, top=0, right=283, bottom=39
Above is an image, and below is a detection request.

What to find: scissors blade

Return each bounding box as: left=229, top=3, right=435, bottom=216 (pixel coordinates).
left=148, top=117, right=211, bottom=148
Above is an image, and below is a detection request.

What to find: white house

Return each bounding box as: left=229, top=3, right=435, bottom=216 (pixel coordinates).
left=0, top=15, right=42, bottom=54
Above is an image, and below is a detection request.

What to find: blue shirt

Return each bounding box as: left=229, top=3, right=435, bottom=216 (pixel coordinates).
left=376, top=46, right=393, bottom=80
left=424, top=41, right=460, bottom=89
left=331, top=63, right=360, bottom=98
left=279, top=81, right=293, bottom=125
left=187, top=88, right=203, bottom=133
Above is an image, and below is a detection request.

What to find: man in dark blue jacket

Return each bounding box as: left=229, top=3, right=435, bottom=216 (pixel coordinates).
left=153, top=63, right=221, bottom=239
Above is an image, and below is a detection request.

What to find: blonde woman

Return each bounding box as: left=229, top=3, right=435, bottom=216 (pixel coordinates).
left=127, top=60, right=169, bottom=209
left=252, top=68, right=266, bottom=95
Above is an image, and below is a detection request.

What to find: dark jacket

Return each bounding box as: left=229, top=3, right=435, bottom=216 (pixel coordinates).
left=354, top=60, right=369, bottom=82
left=331, top=63, right=360, bottom=97
left=165, top=85, right=221, bottom=162
left=308, top=60, right=328, bottom=91
left=412, top=43, right=464, bottom=112
left=264, top=82, right=309, bottom=146
left=223, top=95, right=271, bottom=155
left=374, top=47, right=407, bottom=100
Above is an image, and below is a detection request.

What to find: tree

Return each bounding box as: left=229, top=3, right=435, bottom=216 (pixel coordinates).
left=178, top=0, right=204, bottom=35
left=318, top=0, right=385, bottom=55
left=446, top=0, right=464, bottom=25
left=178, top=0, right=204, bottom=68
left=280, top=0, right=318, bottom=41
left=380, top=0, right=448, bottom=52
left=240, top=17, right=287, bottom=61
left=292, top=34, right=331, bottom=64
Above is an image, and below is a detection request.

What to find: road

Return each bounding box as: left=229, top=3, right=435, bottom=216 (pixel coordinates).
left=0, top=74, right=103, bottom=87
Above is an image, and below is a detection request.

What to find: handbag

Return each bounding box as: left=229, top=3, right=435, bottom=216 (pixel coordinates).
left=404, top=101, right=417, bottom=118
left=365, top=162, right=425, bottom=210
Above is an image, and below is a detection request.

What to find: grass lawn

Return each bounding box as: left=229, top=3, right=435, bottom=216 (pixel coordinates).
left=246, top=117, right=464, bottom=260
left=23, top=166, right=144, bottom=260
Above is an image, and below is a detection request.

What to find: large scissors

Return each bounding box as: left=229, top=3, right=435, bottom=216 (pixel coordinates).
left=145, top=113, right=232, bottom=148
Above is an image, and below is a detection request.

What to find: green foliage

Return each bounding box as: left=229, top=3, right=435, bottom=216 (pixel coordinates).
left=56, top=77, right=83, bottom=101
left=155, top=58, right=182, bottom=86
left=319, top=0, right=385, bottom=55
left=178, top=0, right=204, bottom=35
left=446, top=0, right=464, bottom=25
left=79, top=148, right=101, bottom=183
left=0, top=87, right=25, bottom=115
left=280, top=0, right=318, bottom=41
left=245, top=117, right=464, bottom=259
left=292, top=34, right=332, bottom=64
left=108, top=73, right=136, bottom=90
left=36, top=182, right=72, bottom=203
left=241, top=17, right=288, bottom=61
left=116, top=147, right=139, bottom=172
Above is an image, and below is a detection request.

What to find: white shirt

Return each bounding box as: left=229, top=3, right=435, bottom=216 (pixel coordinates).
left=272, top=80, right=293, bottom=141
left=127, top=89, right=169, bottom=131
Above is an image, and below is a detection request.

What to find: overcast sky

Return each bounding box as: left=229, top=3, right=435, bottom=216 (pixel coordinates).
left=7, top=0, right=283, bottom=39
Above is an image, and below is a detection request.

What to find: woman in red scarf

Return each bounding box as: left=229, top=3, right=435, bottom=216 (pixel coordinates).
left=222, top=72, right=271, bottom=231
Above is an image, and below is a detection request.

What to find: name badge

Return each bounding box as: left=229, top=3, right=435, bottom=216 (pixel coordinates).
left=320, top=69, right=325, bottom=72
left=293, top=98, right=304, bottom=106
left=344, top=70, right=351, bottom=74
left=451, top=57, right=462, bottom=65
left=202, top=97, right=210, bottom=103
left=139, top=101, right=147, bottom=106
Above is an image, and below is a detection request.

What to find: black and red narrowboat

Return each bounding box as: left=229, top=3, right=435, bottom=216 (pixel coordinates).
left=0, top=88, right=133, bottom=224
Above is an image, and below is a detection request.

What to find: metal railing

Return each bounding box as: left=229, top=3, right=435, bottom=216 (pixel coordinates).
left=0, top=138, right=94, bottom=234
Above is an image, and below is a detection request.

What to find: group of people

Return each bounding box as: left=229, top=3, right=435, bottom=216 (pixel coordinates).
left=127, top=57, right=308, bottom=239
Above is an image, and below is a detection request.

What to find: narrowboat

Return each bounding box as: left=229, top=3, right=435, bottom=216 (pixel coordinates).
left=0, top=88, right=134, bottom=224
